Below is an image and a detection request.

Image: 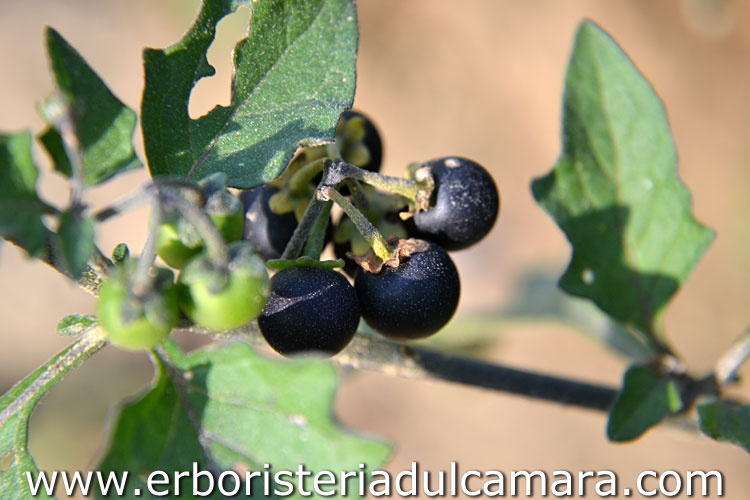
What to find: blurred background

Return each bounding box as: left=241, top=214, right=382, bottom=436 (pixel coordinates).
left=1, top=0, right=748, bottom=498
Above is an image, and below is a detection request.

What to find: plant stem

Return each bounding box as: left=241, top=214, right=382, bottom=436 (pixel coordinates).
left=162, top=192, right=229, bottom=266
left=302, top=200, right=332, bottom=260
left=334, top=161, right=430, bottom=201
left=177, top=323, right=618, bottom=412
left=132, top=198, right=162, bottom=297
left=344, top=178, right=370, bottom=210
left=320, top=186, right=393, bottom=262
left=280, top=189, right=327, bottom=260
left=715, top=327, right=750, bottom=388
left=46, top=92, right=86, bottom=211
left=0, top=326, right=108, bottom=427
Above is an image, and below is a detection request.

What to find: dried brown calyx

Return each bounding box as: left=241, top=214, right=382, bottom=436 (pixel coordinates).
left=347, top=237, right=430, bottom=274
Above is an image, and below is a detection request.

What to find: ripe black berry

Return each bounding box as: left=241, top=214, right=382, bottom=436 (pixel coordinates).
left=240, top=185, right=298, bottom=260
left=413, top=157, right=499, bottom=251
left=355, top=240, right=460, bottom=340
left=258, top=267, right=360, bottom=356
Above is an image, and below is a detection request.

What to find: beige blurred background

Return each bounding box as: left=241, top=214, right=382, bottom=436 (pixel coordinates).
left=1, top=0, right=748, bottom=498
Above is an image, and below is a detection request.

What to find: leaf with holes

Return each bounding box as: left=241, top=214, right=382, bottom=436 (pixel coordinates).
left=1, top=334, right=105, bottom=498
left=531, top=21, right=714, bottom=348
left=0, top=131, right=51, bottom=258
left=95, top=341, right=389, bottom=499
left=698, top=401, right=750, bottom=454
left=39, top=28, right=141, bottom=186
left=142, top=0, right=358, bottom=189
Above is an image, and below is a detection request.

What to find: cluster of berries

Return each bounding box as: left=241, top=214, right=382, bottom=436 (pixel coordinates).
left=96, top=111, right=499, bottom=358
left=245, top=112, right=500, bottom=356
left=98, top=175, right=269, bottom=350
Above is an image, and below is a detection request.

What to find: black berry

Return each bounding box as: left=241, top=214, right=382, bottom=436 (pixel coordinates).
left=259, top=267, right=360, bottom=356
left=355, top=240, right=460, bottom=340
left=240, top=185, right=298, bottom=260
left=413, top=157, right=499, bottom=251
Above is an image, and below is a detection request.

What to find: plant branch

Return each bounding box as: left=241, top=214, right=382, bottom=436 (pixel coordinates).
left=331, top=160, right=432, bottom=203
left=302, top=200, right=332, bottom=260
left=175, top=323, right=618, bottom=412
left=280, top=185, right=328, bottom=260
left=319, top=186, right=394, bottom=262
left=132, top=197, right=162, bottom=296
left=0, top=326, right=108, bottom=427
left=715, top=327, right=750, bottom=388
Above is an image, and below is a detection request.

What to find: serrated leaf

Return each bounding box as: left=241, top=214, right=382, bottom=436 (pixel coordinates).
left=142, top=0, right=358, bottom=189
left=96, top=342, right=389, bottom=499
left=531, top=21, right=714, bottom=344
left=607, top=364, right=682, bottom=442
left=0, top=131, right=50, bottom=258
left=698, top=401, right=750, bottom=454
left=1, top=334, right=106, bottom=499
left=57, top=314, right=97, bottom=337
left=40, top=28, right=140, bottom=186
left=55, top=211, right=95, bottom=279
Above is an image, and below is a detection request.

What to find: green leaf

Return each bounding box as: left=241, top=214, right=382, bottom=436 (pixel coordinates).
left=55, top=211, right=95, bottom=279
left=96, top=342, right=389, bottom=499
left=531, top=21, right=714, bottom=344
left=1, top=334, right=106, bottom=498
left=57, top=314, right=97, bottom=337
left=40, top=28, right=140, bottom=186
left=142, top=0, right=358, bottom=189
left=607, top=364, right=682, bottom=441
left=698, top=401, right=750, bottom=454
left=0, top=131, right=50, bottom=258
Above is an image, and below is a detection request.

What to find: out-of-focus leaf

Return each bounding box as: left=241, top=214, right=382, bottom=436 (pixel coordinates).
left=55, top=211, right=95, bottom=279
left=0, top=132, right=50, bottom=258
left=607, top=364, right=682, bottom=441
left=698, top=401, right=750, bottom=454
left=531, top=21, right=714, bottom=347
left=142, top=0, right=358, bottom=188
left=96, top=341, right=389, bottom=499
left=40, top=28, right=140, bottom=186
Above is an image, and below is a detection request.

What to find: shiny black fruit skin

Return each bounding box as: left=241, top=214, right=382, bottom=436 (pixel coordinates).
left=413, top=157, right=499, bottom=251
left=355, top=240, right=460, bottom=340
left=240, top=185, right=298, bottom=260
left=258, top=267, right=360, bottom=356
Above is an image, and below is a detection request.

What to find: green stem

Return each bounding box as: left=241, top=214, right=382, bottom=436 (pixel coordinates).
left=132, top=198, right=162, bottom=296
left=344, top=178, right=370, bottom=211
left=280, top=196, right=326, bottom=260
left=336, top=161, right=431, bottom=201
left=302, top=200, right=332, bottom=260
left=320, top=187, right=394, bottom=262
left=163, top=193, right=229, bottom=267
left=0, top=327, right=108, bottom=427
